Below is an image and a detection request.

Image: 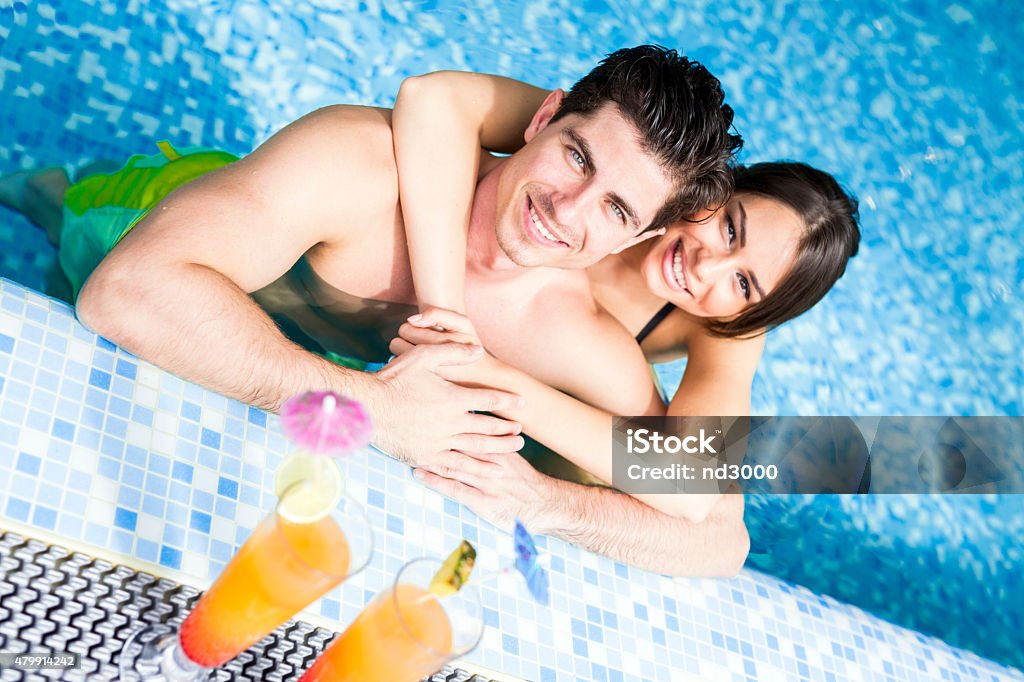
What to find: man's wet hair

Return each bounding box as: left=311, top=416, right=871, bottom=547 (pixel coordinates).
left=552, top=45, right=743, bottom=230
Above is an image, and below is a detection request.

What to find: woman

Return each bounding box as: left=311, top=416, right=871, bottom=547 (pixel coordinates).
left=388, top=72, right=861, bottom=520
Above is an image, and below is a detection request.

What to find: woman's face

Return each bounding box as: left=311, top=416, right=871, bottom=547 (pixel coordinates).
left=640, top=192, right=804, bottom=319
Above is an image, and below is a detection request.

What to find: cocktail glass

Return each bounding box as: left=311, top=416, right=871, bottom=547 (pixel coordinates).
left=119, top=478, right=373, bottom=681
left=298, top=556, right=485, bottom=682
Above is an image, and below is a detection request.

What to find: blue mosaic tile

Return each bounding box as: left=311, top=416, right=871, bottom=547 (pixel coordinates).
left=214, top=497, right=235, bottom=518
left=141, top=494, right=164, bottom=517
left=137, top=538, right=158, bottom=563
left=116, top=487, right=140, bottom=509
left=5, top=497, right=30, bottom=522
left=114, top=358, right=137, bottom=379
left=114, top=507, right=137, bottom=531
left=246, top=407, right=266, bottom=427
left=216, top=476, right=238, bottom=499
left=190, top=510, right=211, bottom=533
left=159, top=545, right=182, bottom=570
left=165, top=501, right=187, bottom=526
left=96, top=457, right=119, bottom=479
left=131, top=404, right=153, bottom=426
left=144, top=475, right=168, bottom=497
left=503, top=634, right=519, bottom=656
left=162, top=524, right=185, bottom=548
left=180, top=401, right=200, bottom=422
left=171, top=461, right=193, bottom=484
left=200, top=427, right=221, bottom=449
left=87, top=368, right=111, bottom=390
left=15, top=452, right=40, bottom=475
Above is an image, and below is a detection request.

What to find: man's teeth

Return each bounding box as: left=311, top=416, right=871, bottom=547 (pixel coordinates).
left=673, top=242, right=686, bottom=289
left=530, top=204, right=559, bottom=243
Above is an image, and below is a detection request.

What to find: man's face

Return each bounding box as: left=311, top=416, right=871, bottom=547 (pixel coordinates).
left=492, top=101, right=676, bottom=269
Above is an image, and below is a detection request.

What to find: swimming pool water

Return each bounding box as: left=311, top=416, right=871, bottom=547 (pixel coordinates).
left=2, top=0, right=1019, bottom=417
left=2, top=0, right=1022, bottom=672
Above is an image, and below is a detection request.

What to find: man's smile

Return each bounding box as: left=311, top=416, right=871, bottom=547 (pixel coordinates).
left=524, top=194, right=569, bottom=249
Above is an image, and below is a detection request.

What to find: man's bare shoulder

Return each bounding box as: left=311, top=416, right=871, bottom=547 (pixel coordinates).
left=235, top=105, right=399, bottom=246
left=529, top=274, right=615, bottom=336
left=251, top=105, right=397, bottom=185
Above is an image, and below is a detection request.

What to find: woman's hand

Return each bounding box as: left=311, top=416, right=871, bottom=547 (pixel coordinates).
left=404, top=306, right=483, bottom=346
left=389, top=306, right=505, bottom=389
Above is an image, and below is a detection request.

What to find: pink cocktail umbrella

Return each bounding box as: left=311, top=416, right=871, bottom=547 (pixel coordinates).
left=279, top=390, right=373, bottom=457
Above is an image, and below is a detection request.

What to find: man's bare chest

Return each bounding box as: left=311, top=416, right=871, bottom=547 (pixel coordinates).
left=464, top=270, right=594, bottom=379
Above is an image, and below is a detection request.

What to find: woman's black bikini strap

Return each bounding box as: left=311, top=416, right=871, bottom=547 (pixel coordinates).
left=635, top=302, right=676, bottom=344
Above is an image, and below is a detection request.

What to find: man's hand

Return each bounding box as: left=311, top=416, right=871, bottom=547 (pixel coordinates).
left=367, top=342, right=524, bottom=465
left=413, top=451, right=560, bottom=532
left=415, top=450, right=750, bottom=577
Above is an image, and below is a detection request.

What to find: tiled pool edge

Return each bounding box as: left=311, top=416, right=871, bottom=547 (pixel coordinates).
left=0, top=277, right=1021, bottom=682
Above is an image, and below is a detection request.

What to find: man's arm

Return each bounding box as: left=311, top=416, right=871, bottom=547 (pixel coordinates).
left=535, top=479, right=748, bottom=577
left=415, top=452, right=749, bottom=578
left=76, top=106, right=523, bottom=462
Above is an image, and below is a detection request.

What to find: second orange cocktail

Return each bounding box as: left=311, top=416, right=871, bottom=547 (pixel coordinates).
left=299, top=557, right=484, bottom=682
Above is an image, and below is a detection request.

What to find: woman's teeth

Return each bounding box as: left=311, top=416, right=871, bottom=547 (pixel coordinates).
left=673, top=241, right=686, bottom=289
left=530, top=203, right=559, bottom=242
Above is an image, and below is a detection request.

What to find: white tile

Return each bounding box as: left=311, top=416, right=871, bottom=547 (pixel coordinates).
left=66, top=338, right=92, bottom=364
left=201, top=408, right=226, bottom=432
left=181, top=552, right=211, bottom=583
left=242, top=442, right=267, bottom=467
left=135, top=385, right=159, bottom=407
left=125, top=422, right=151, bottom=447
left=152, top=411, right=177, bottom=434
left=136, top=363, right=162, bottom=389
left=210, top=516, right=235, bottom=544
left=85, top=497, right=115, bottom=523
left=0, top=314, right=23, bottom=337
left=136, top=515, right=163, bottom=542
left=235, top=504, right=261, bottom=531
left=193, top=467, right=219, bottom=494
left=91, top=476, right=120, bottom=503
left=151, top=431, right=176, bottom=455
left=17, top=425, right=49, bottom=454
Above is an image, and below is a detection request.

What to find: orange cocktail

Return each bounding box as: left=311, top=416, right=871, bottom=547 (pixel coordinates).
left=179, top=510, right=350, bottom=666
left=300, top=557, right=484, bottom=682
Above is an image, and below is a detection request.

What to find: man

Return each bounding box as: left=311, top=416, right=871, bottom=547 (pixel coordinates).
left=5, top=47, right=749, bottom=575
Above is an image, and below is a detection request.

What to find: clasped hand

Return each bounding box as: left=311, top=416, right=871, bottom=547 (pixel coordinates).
left=386, top=307, right=555, bottom=530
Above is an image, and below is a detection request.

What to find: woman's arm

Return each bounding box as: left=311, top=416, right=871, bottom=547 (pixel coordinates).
left=665, top=332, right=765, bottom=416
left=393, top=312, right=739, bottom=522
left=395, top=312, right=766, bottom=522
left=392, top=71, right=551, bottom=312
left=649, top=333, right=765, bottom=520
left=446, top=353, right=740, bottom=523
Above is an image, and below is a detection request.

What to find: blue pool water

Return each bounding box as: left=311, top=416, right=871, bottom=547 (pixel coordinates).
left=2, top=0, right=1022, bottom=672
